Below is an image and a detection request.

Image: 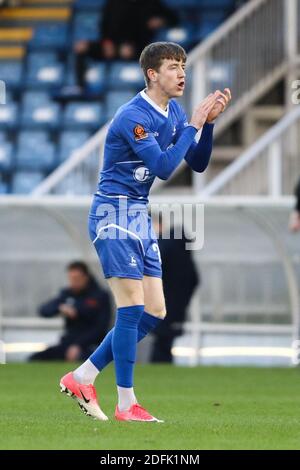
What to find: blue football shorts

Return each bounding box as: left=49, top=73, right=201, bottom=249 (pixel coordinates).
left=88, top=201, right=162, bottom=280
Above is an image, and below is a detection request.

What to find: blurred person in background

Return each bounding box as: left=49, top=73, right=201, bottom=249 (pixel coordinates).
left=29, top=261, right=112, bottom=362
left=289, top=178, right=300, bottom=232
left=150, top=215, right=200, bottom=363
left=72, top=0, right=178, bottom=94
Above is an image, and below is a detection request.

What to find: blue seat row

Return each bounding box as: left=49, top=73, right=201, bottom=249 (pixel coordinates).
left=0, top=130, right=91, bottom=174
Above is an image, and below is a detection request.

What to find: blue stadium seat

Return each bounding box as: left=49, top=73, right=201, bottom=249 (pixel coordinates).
left=58, top=130, right=90, bottom=162
left=154, top=26, right=195, bottom=48
left=197, top=0, right=235, bottom=8
left=18, top=130, right=49, bottom=146
left=16, top=139, right=56, bottom=171
left=26, top=53, right=65, bottom=88
left=12, top=171, right=45, bottom=194
left=105, top=90, right=136, bottom=119
left=21, top=100, right=61, bottom=129
left=107, top=62, right=144, bottom=90
left=63, top=102, right=104, bottom=129
left=0, top=61, right=23, bottom=89
left=0, top=181, right=9, bottom=194
left=0, top=142, right=13, bottom=171
left=22, top=91, right=52, bottom=106
left=194, top=10, right=228, bottom=40
left=162, top=0, right=205, bottom=7
left=29, top=24, right=70, bottom=50
left=73, top=12, right=102, bottom=42
left=0, top=103, right=18, bottom=128
left=74, top=0, right=105, bottom=10
left=85, top=62, right=107, bottom=94
left=163, top=0, right=234, bottom=6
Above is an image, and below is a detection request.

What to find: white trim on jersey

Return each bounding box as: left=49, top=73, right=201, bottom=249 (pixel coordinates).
left=115, top=160, right=143, bottom=165
left=140, top=89, right=169, bottom=118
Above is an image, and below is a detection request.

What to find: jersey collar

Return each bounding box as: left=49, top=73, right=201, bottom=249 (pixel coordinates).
left=140, top=89, right=169, bottom=118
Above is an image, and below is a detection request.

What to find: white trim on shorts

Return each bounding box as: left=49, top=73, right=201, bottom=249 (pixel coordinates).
left=92, top=223, right=145, bottom=256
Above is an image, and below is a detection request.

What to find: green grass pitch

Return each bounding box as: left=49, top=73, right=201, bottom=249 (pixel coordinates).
left=1, top=363, right=300, bottom=450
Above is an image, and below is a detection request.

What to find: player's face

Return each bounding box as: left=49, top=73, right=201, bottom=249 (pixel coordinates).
left=156, top=58, right=186, bottom=98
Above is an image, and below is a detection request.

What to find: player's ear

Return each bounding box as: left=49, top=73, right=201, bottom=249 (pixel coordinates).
left=147, top=68, right=157, bottom=83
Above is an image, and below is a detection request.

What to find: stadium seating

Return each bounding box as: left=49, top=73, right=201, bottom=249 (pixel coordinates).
left=63, top=102, right=104, bottom=129
left=73, top=11, right=102, bottom=42
left=0, top=181, right=8, bottom=194
left=29, top=24, right=70, bottom=51
left=0, top=141, right=13, bottom=171
left=0, top=0, right=243, bottom=193
left=85, top=62, right=107, bottom=94
left=0, top=102, right=18, bottom=128
left=0, top=60, right=23, bottom=89
left=58, top=130, right=91, bottom=162
left=12, top=171, right=45, bottom=194
left=107, top=62, right=145, bottom=90
left=105, top=90, right=137, bottom=119
left=16, top=143, right=56, bottom=172
left=21, top=99, right=61, bottom=129
left=26, top=52, right=65, bottom=88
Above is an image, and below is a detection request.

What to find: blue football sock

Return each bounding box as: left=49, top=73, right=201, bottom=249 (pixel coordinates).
left=89, top=310, right=162, bottom=372
left=112, top=305, right=144, bottom=388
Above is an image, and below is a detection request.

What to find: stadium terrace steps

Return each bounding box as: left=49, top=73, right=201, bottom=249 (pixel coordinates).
left=0, top=8, right=71, bottom=21
left=0, top=46, right=25, bottom=59
left=0, top=28, right=33, bottom=42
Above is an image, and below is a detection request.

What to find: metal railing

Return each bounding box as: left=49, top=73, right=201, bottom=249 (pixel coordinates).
left=186, top=0, right=290, bottom=135
left=32, top=124, right=109, bottom=196
left=199, top=106, right=300, bottom=197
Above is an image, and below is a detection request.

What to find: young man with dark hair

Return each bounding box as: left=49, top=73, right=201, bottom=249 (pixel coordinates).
left=60, top=42, right=231, bottom=422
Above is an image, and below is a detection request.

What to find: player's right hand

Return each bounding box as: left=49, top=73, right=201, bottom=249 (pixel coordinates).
left=190, top=94, right=217, bottom=130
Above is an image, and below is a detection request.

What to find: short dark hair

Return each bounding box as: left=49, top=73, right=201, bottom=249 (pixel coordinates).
left=139, top=42, right=187, bottom=86
left=67, top=261, right=90, bottom=276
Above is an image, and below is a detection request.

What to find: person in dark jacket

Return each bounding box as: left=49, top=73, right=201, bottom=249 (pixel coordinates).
left=72, top=0, right=178, bottom=92
left=150, top=218, right=200, bottom=363
left=29, top=261, right=112, bottom=362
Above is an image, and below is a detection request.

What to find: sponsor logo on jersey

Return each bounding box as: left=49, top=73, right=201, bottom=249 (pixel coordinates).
left=134, top=124, right=148, bottom=140
left=133, top=166, right=151, bottom=183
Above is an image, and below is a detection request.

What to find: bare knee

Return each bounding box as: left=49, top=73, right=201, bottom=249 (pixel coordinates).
left=146, top=304, right=167, bottom=320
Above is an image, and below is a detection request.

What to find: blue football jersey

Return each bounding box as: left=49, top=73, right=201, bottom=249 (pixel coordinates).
left=97, top=89, right=191, bottom=203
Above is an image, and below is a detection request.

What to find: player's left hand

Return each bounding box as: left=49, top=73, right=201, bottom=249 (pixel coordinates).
left=206, top=88, right=232, bottom=123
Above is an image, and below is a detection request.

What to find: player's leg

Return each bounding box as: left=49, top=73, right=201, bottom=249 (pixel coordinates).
left=75, top=280, right=164, bottom=378
left=143, top=275, right=166, bottom=320
left=108, top=276, right=163, bottom=422
left=106, top=277, right=144, bottom=414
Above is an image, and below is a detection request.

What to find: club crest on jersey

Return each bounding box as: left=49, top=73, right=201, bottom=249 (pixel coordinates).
left=133, top=166, right=151, bottom=183
left=134, top=124, right=148, bottom=140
